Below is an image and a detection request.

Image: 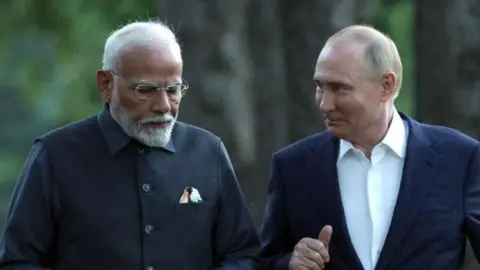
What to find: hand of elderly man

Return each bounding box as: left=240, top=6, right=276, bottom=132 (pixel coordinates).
left=289, top=225, right=332, bottom=270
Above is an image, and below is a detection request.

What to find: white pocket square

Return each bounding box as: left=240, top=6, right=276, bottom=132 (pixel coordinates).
left=179, top=186, right=203, bottom=204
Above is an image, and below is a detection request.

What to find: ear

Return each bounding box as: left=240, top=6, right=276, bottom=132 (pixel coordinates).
left=380, top=72, right=396, bottom=102
left=97, top=70, right=113, bottom=103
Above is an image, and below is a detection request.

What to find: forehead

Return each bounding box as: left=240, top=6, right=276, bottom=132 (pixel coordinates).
left=117, top=45, right=183, bottom=84
left=313, top=42, right=366, bottom=83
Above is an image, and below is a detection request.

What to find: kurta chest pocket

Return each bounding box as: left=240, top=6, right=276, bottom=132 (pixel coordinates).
left=175, top=201, right=211, bottom=213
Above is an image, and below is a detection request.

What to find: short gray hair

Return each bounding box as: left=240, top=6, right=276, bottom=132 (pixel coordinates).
left=102, top=20, right=181, bottom=71
left=327, top=25, right=403, bottom=99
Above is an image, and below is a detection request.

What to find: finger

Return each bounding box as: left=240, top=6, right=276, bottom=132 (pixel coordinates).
left=318, top=225, right=332, bottom=248
left=298, top=243, right=325, bottom=268
left=291, top=250, right=319, bottom=270
left=294, top=263, right=313, bottom=270
left=305, top=238, right=330, bottom=263
left=293, top=265, right=310, bottom=270
left=317, top=246, right=330, bottom=263
left=296, top=238, right=329, bottom=268
left=304, top=239, right=327, bottom=256
left=297, top=255, right=322, bottom=270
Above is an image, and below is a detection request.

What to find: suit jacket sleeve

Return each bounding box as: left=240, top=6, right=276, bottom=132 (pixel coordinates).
left=259, top=154, right=294, bottom=270
left=0, top=141, right=59, bottom=270
left=465, top=142, right=480, bottom=262
left=213, top=141, right=261, bottom=270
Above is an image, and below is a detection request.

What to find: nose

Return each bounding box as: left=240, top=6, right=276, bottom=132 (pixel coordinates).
left=318, top=90, right=335, bottom=113
left=150, top=91, right=171, bottom=114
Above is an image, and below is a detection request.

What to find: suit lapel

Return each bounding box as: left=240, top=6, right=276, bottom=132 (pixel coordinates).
left=305, top=134, right=364, bottom=270
left=375, top=115, right=439, bottom=270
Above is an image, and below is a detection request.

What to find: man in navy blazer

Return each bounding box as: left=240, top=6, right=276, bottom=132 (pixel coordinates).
left=259, top=25, right=480, bottom=270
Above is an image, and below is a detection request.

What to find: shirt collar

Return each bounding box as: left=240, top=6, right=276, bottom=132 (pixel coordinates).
left=97, top=104, right=176, bottom=155
left=338, top=108, right=408, bottom=160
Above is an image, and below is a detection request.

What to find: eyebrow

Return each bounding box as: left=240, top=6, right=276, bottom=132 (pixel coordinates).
left=172, top=78, right=183, bottom=85
left=131, top=78, right=157, bottom=85
left=313, top=75, right=352, bottom=86
left=131, top=78, right=183, bottom=86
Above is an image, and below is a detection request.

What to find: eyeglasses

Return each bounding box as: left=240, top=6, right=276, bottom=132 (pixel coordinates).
left=110, top=70, right=189, bottom=101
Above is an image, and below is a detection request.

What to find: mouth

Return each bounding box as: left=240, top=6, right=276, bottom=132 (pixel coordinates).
left=142, top=120, right=171, bottom=129
left=324, top=118, right=343, bottom=125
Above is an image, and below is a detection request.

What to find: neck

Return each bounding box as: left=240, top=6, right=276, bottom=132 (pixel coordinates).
left=351, top=106, right=395, bottom=158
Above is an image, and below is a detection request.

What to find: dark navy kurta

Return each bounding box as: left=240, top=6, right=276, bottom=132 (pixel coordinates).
left=0, top=105, right=260, bottom=270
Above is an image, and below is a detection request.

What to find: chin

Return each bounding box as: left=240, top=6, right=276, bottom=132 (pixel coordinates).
left=137, top=124, right=174, bottom=147
left=136, top=132, right=170, bottom=147
left=326, top=126, right=347, bottom=138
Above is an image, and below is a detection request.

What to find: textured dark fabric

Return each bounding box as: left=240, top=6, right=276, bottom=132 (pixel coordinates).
left=0, top=104, right=260, bottom=270
left=259, top=112, right=480, bottom=270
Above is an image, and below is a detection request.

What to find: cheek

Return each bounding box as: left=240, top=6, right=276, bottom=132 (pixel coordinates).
left=169, top=100, right=180, bottom=116
left=336, top=96, right=367, bottom=119
left=348, top=100, right=376, bottom=128
left=116, top=88, right=145, bottom=118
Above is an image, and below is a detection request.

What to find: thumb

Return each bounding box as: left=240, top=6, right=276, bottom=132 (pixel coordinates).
left=318, top=225, right=333, bottom=248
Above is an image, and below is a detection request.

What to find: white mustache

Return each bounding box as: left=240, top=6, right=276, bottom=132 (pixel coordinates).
left=139, top=114, right=175, bottom=125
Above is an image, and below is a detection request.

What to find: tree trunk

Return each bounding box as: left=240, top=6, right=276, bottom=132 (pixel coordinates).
left=158, top=0, right=287, bottom=227
left=415, top=0, right=480, bottom=268
left=158, top=0, right=371, bottom=228
left=415, top=0, right=480, bottom=138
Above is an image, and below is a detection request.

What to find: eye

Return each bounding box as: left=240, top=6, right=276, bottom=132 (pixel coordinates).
left=330, top=83, right=351, bottom=94
left=165, top=85, right=180, bottom=95
left=331, top=84, right=342, bottom=91
left=315, top=82, right=325, bottom=92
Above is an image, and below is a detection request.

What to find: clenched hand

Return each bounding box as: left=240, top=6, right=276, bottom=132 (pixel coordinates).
left=289, top=225, right=332, bottom=270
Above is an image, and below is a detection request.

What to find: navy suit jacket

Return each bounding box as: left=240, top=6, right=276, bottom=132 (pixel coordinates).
left=259, top=112, right=480, bottom=270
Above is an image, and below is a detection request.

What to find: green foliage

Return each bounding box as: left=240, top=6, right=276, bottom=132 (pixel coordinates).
left=0, top=0, right=160, bottom=215
left=370, top=0, right=414, bottom=115
left=387, top=1, right=414, bottom=115
left=0, top=0, right=416, bottom=201
left=0, top=153, right=23, bottom=184
left=0, top=0, right=158, bottom=123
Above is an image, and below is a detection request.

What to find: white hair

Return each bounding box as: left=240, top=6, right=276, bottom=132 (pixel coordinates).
left=327, top=25, right=403, bottom=99
left=102, top=20, right=182, bottom=71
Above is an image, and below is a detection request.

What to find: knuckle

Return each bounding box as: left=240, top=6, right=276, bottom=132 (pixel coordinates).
left=295, top=244, right=306, bottom=252
left=300, top=237, right=311, bottom=244
left=292, top=251, right=303, bottom=261
left=312, top=252, right=322, bottom=260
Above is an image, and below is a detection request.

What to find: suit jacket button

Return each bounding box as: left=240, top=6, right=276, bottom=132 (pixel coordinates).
left=145, top=225, right=154, bottom=234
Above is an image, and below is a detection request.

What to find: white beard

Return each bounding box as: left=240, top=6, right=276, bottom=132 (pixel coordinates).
left=109, top=93, right=177, bottom=147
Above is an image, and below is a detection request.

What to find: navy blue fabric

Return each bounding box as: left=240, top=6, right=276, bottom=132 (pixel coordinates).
left=259, top=112, right=480, bottom=270
left=0, top=104, right=260, bottom=270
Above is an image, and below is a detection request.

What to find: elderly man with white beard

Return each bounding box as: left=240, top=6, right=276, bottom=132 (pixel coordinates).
left=0, top=20, right=261, bottom=270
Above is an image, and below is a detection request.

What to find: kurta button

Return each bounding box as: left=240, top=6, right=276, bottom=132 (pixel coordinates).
left=142, top=184, right=151, bottom=192
left=145, top=225, right=154, bottom=234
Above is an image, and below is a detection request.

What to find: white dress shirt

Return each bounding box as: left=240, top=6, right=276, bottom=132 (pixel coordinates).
left=336, top=110, right=408, bottom=270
